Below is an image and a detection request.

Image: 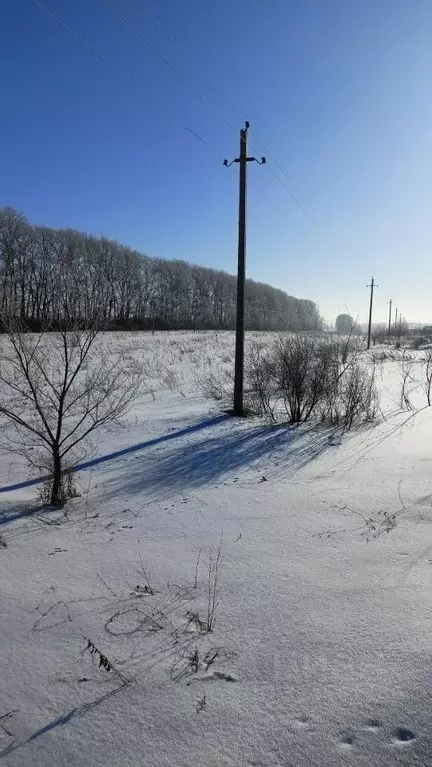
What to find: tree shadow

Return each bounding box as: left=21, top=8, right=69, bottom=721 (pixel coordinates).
left=103, top=422, right=338, bottom=499
left=0, top=502, right=47, bottom=528
left=0, top=414, right=229, bottom=497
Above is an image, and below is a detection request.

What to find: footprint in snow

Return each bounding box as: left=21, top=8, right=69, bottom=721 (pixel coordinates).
left=292, top=715, right=313, bottom=731
left=338, top=730, right=355, bottom=749
left=392, top=727, right=415, bottom=744
left=363, top=718, right=381, bottom=731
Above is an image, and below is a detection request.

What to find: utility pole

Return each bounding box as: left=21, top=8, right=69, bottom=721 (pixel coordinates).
left=395, top=307, right=398, bottom=328
left=388, top=299, right=392, bottom=336
left=366, top=277, right=378, bottom=350
left=224, top=122, right=266, bottom=416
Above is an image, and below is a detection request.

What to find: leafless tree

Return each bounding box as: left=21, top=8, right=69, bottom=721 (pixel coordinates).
left=335, top=313, right=357, bottom=335
left=0, top=208, right=323, bottom=333
left=0, top=319, right=143, bottom=506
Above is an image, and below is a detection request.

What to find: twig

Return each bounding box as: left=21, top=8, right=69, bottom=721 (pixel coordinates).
left=84, top=469, right=93, bottom=520
left=97, top=573, right=117, bottom=598
left=137, top=538, right=154, bottom=594
left=0, top=710, right=17, bottom=737
left=397, top=479, right=407, bottom=510
left=196, top=694, right=207, bottom=714
left=32, top=600, right=71, bottom=630
left=194, top=548, right=202, bottom=589
left=206, top=537, right=223, bottom=631
left=83, top=636, right=129, bottom=685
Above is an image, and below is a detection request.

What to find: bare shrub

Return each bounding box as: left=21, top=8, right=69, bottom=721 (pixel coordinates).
left=161, top=369, right=180, bottom=392
left=412, top=336, right=430, bottom=349
left=336, top=361, right=379, bottom=428
left=274, top=336, right=318, bottom=423
left=398, top=353, right=417, bottom=410
left=371, top=324, right=388, bottom=346
left=338, top=334, right=362, bottom=366
left=245, top=335, right=379, bottom=429
left=244, top=342, right=276, bottom=420
left=274, top=336, right=337, bottom=424
left=197, top=370, right=232, bottom=403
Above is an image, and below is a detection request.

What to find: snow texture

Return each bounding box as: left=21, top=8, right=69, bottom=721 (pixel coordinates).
left=1, top=332, right=432, bottom=766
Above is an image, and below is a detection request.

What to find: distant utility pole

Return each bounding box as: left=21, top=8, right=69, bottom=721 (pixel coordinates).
left=388, top=299, right=392, bottom=336
left=224, top=122, right=266, bottom=416
left=366, top=277, right=378, bottom=350
left=395, top=307, right=398, bottom=327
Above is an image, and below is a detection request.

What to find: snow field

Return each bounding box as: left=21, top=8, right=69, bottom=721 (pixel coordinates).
left=1, top=332, right=432, bottom=766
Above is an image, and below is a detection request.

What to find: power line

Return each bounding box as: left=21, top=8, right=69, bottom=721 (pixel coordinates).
left=111, top=0, right=306, bottom=211
left=266, top=164, right=305, bottom=209
left=31, top=0, right=292, bottom=211
left=30, top=0, right=222, bottom=157
left=104, top=0, right=239, bottom=137
left=133, top=0, right=306, bottom=208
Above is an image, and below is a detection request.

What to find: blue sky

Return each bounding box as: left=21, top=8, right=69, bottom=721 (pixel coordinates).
left=1, top=0, right=432, bottom=324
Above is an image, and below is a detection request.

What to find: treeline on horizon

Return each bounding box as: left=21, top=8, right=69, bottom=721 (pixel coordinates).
left=0, top=208, right=322, bottom=332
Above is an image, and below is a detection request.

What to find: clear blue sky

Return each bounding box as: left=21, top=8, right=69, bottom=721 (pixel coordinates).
left=1, top=0, right=432, bottom=324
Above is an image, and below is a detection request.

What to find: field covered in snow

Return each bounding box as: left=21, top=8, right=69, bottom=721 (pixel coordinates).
left=1, top=331, right=432, bottom=766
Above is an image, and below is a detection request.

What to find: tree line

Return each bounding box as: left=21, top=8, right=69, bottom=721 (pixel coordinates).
left=0, top=208, right=322, bottom=332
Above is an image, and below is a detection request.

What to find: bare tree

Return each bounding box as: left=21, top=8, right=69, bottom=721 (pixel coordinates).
left=0, top=207, right=323, bottom=333
left=335, top=314, right=357, bottom=335
left=0, top=319, right=143, bottom=506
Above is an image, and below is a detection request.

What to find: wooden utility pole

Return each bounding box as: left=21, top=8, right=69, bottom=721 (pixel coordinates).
left=224, top=122, right=266, bottom=416
left=388, top=299, right=392, bottom=336
left=366, top=277, right=378, bottom=350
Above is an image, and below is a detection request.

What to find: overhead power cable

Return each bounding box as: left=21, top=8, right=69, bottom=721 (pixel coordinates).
left=31, top=0, right=224, bottom=157
left=131, top=0, right=306, bottom=210
left=104, top=0, right=239, bottom=137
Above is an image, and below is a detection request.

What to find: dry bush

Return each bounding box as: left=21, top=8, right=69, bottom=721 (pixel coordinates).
left=411, top=336, right=430, bottom=349
left=245, top=335, right=379, bottom=429
left=197, top=369, right=232, bottom=404
left=274, top=336, right=336, bottom=424
left=244, top=342, right=277, bottom=420
left=325, top=361, right=379, bottom=428
left=398, top=353, right=417, bottom=410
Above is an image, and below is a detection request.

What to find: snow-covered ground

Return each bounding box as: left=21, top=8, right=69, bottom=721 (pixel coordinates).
left=1, top=332, right=432, bottom=766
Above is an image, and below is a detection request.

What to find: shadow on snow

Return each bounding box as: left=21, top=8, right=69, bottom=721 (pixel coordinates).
left=0, top=413, right=229, bottom=496
left=100, top=421, right=338, bottom=499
